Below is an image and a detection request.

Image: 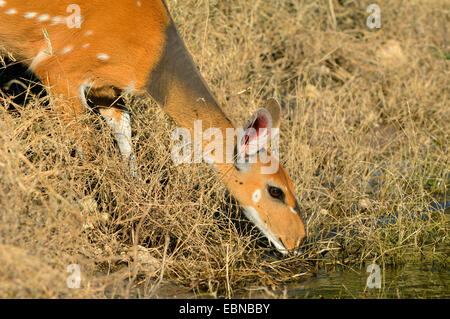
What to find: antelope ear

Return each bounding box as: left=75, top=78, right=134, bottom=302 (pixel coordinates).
left=239, top=108, right=271, bottom=156
left=264, top=98, right=281, bottom=130
left=238, top=98, right=281, bottom=157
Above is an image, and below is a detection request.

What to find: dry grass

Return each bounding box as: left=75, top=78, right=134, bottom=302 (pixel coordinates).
left=0, top=0, right=448, bottom=298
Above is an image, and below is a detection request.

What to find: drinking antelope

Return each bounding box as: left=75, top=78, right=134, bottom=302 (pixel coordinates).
left=0, top=0, right=306, bottom=254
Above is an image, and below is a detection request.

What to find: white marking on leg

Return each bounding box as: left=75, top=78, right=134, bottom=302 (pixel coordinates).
left=125, top=81, right=136, bottom=94
left=74, top=81, right=91, bottom=161
left=78, top=81, right=92, bottom=108
left=114, top=112, right=133, bottom=159
left=97, top=53, right=110, bottom=61
left=5, top=8, right=17, bottom=15
left=100, top=109, right=136, bottom=176
left=252, top=189, right=262, bottom=204
left=29, top=50, right=50, bottom=71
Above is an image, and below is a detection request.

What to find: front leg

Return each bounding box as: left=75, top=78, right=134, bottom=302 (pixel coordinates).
left=98, top=107, right=138, bottom=178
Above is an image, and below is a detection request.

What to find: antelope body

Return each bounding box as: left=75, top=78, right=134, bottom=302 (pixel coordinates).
left=0, top=0, right=306, bottom=254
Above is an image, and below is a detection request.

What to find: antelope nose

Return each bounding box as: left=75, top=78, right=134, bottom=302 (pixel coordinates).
left=279, top=237, right=297, bottom=251
left=279, top=231, right=306, bottom=253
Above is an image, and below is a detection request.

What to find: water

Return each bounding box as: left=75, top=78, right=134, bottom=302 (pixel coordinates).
left=150, top=263, right=448, bottom=298
left=287, top=202, right=449, bottom=298
left=287, top=264, right=449, bottom=298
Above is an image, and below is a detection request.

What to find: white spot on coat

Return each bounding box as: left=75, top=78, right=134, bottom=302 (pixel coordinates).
left=97, top=53, right=109, bottom=61
left=252, top=189, right=262, bottom=204
left=0, top=1, right=6, bottom=8
left=5, top=8, right=17, bottom=15
left=61, top=46, right=73, bottom=55
left=50, top=16, right=64, bottom=25
left=289, top=207, right=297, bottom=214
left=84, top=30, right=93, bottom=36
left=37, top=14, right=50, bottom=22
left=82, top=43, right=90, bottom=49
left=24, top=12, right=37, bottom=19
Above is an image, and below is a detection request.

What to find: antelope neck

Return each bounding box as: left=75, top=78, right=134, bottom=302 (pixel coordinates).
left=145, top=9, right=238, bottom=180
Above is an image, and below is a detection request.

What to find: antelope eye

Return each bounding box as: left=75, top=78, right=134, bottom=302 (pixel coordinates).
left=268, top=186, right=284, bottom=200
